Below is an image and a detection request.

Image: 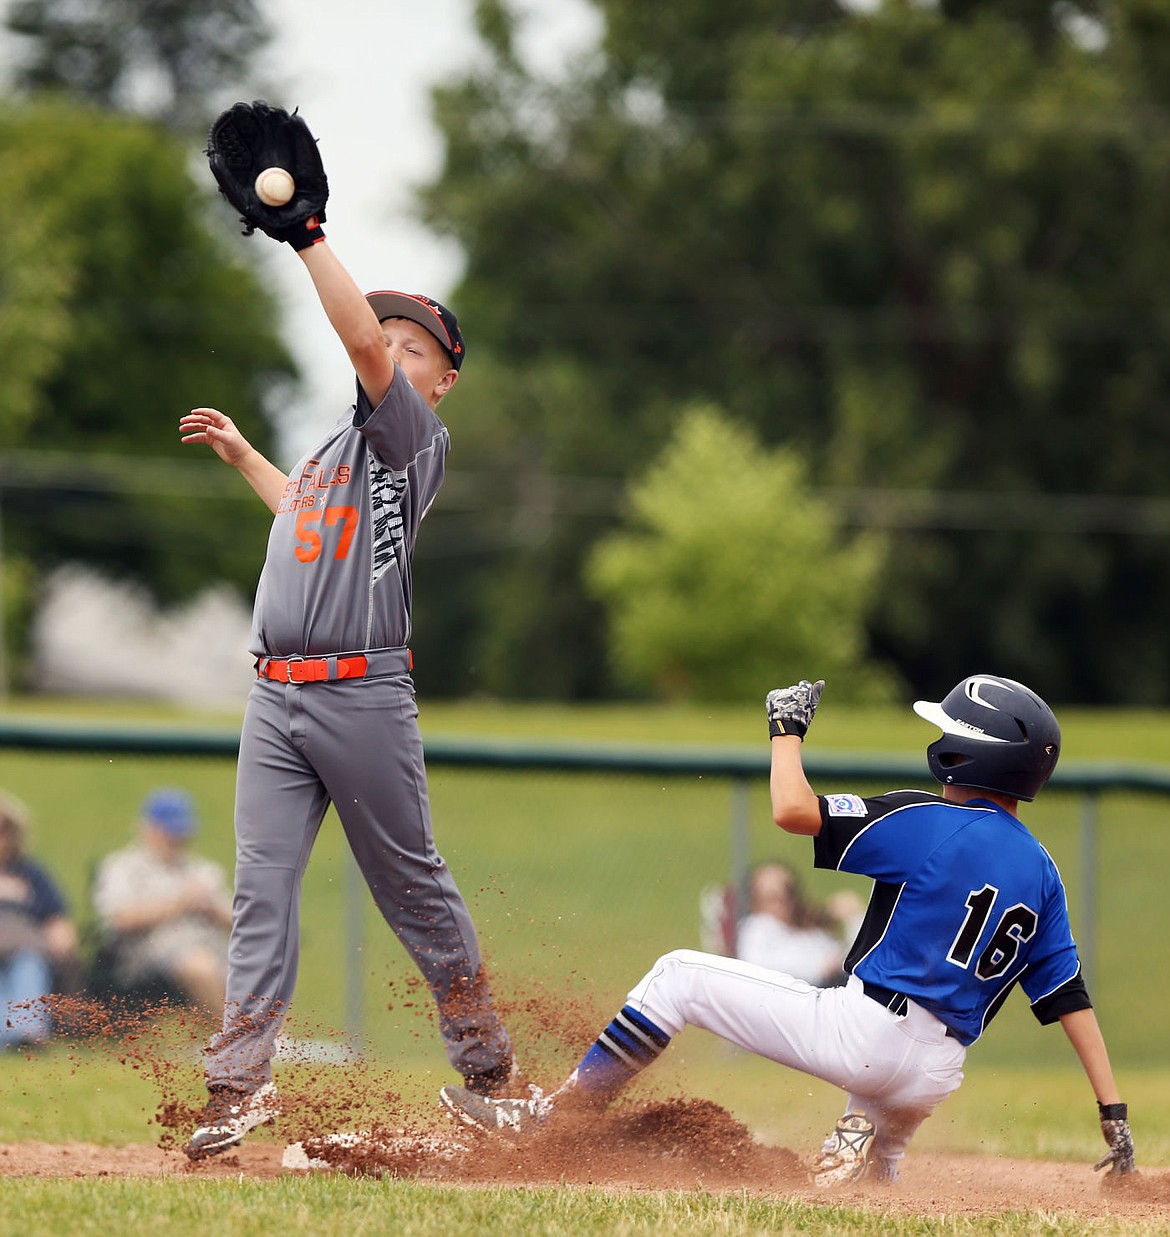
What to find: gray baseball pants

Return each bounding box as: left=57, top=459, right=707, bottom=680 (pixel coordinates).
left=204, top=648, right=512, bottom=1091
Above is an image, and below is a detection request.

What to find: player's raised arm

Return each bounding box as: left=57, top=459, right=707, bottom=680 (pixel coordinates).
left=204, top=99, right=397, bottom=408
left=297, top=241, right=397, bottom=406
left=766, top=680, right=825, bottom=836
left=179, top=407, right=288, bottom=514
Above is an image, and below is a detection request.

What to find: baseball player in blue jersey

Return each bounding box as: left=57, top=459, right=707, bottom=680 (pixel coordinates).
left=177, top=106, right=513, bottom=1159
left=438, top=675, right=1134, bottom=1186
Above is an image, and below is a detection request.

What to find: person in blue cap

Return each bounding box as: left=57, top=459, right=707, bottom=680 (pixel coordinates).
left=93, top=789, right=232, bottom=1016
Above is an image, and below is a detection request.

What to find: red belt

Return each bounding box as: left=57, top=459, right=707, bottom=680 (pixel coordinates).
left=257, top=655, right=369, bottom=683
left=257, top=648, right=413, bottom=683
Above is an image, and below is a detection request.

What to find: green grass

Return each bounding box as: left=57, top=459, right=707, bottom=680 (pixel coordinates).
left=9, top=691, right=1170, bottom=759
left=0, top=694, right=1167, bottom=1232
left=4, top=1176, right=1168, bottom=1237
left=0, top=1177, right=1147, bottom=1237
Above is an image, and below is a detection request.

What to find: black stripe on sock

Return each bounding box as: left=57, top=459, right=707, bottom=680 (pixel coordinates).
left=593, top=1037, right=641, bottom=1074
left=619, top=1005, right=672, bottom=1049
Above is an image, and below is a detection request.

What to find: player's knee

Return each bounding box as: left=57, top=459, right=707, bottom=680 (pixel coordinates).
left=659, top=948, right=707, bottom=970
left=231, top=864, right=297, bottom=909
left=642, top=949, right=708, bottom=999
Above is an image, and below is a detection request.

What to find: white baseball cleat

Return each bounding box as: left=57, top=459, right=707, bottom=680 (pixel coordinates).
left=438, top=1082, right=554, bottom=1136
left=183, top=1081, right=280, bottom=1160
left=812, top=1112, right=876, bottom=1186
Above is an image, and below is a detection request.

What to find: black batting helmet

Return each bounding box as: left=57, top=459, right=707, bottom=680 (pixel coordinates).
left=912, top=674, right=1061, bottom=803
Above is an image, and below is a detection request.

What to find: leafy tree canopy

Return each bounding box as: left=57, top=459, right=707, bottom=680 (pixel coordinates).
left=587, top=406, right=894, bottom=701
left=0, top=136, right=74, bottom=441
left=0, top=100, right=293, bottom=682
left=5, top=0, right=270, bottom=131
left=417, top=0, right=1170, bottom=703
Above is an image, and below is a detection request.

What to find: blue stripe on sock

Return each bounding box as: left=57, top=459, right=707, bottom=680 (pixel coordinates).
left=574, top=1006, right=672, bottom=1095
left=574, top=1041, right=633, bottom=1093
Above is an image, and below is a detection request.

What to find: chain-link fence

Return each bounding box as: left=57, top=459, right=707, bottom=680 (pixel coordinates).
left=1, top=716, right=1166, bottom=1070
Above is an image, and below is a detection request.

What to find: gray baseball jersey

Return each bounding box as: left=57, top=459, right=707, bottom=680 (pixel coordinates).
left=205, top=367, right=512, bottom=1092
left=250, top=373, right=447, bottom=656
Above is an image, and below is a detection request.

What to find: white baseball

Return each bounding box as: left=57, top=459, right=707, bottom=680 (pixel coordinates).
left=255, top=166, right=295, bottom=207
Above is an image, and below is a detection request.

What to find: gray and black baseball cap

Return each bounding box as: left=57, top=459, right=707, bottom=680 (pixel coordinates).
left=365, top=290, right=466, bottom=370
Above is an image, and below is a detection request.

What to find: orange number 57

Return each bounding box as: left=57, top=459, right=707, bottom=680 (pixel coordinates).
left=294, top=506, right=359, bottom=563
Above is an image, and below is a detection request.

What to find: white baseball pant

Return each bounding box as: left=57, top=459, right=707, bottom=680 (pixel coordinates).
left=626, top=949, right=966, bottom=1166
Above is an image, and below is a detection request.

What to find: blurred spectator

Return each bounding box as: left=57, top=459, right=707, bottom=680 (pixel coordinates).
left=0, top=792, right=79, bottom=1048
left=738, top=860, right=865, bottom=985
left=92, top=789, right=232, bottom=1017
left=701, top=860, right=865, bottom=987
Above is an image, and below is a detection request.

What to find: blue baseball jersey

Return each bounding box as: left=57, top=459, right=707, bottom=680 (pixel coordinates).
left=813, top=789, right=1088, bottom=1045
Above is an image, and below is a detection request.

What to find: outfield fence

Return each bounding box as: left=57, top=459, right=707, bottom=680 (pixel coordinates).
left=2, top=715, right=1167, bottom=1047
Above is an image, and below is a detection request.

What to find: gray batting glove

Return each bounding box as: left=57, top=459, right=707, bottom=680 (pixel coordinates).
left=1094, top=1102, right=1134, bottom=1178
left=765, top=680, right=825, bottom=740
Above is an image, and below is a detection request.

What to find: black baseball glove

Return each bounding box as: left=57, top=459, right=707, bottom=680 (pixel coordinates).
left=206, top=100, right=329, bottom=249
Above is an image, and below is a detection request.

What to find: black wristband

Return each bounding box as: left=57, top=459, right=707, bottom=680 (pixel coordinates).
left=768, top=718, right=806, bottom=740
left=281, top=214, right=326, bottom=251
left=1098, top=1102, right=1127, bottom=1121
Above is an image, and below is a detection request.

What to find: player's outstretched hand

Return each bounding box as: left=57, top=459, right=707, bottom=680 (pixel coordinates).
left=765, top=680, right=825, bottom=740
left=179, top=407, right=253, bottom=468
left=1093, top=1102, right=1135, bottom=1180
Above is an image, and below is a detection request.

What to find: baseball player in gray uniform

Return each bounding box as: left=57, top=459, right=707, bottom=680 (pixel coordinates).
left=177, top=199, right=513, bottom=1158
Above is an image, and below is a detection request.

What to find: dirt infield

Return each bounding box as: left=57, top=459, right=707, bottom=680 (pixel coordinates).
left=5, top=995, right=1162, bottom=1220
left=1, top=1096, right=1166, bottom=1223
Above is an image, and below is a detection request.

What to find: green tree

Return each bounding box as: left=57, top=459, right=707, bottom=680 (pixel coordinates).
left=419, top=0, right=1170, bottom=702
left=0, top=100, right=292, bottom=683
left=0, top=139, right=74, bottom=440
left=586, top=406, right=894, bottom=700
left=5, top=0, right=270, bottom=130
